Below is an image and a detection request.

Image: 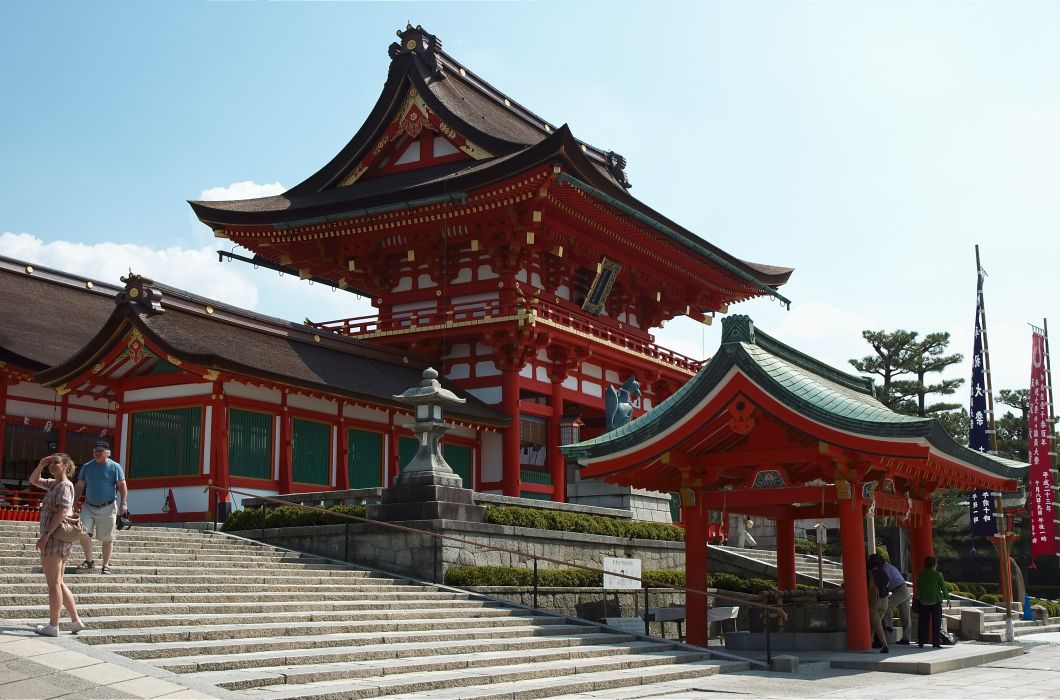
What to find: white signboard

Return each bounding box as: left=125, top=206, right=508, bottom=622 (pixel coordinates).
left=603, top=556, right=641, bottom=590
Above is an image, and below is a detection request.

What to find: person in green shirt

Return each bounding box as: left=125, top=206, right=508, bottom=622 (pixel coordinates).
left=915, top=556, right=949, bottom=648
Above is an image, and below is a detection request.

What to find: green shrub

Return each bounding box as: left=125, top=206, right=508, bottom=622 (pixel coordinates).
left=483, top=505, right=685, bottom=542
left=981, top=593, right=1001, bottom=605
left=221, top=503, right=365, bottom=532
left=1032, top=598, right=1060, bottom=618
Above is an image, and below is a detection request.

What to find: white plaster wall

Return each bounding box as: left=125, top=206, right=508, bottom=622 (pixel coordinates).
left=476, top=360, right=501, bottom=377
left=65, top=408, right=109, bottom=428
left=417, top=273, right=437, bottom=289
left=535, top=366, right=550, bottom=383
left=452, top=267, right=473, bottom=284
left=582, top=363, right=602, bottom=379
left=477, top=265, right=498, bottom=280
left=446, top=343, right=471, bottom=359
left=519, top=364, right=533, bottom=379
left=604, top=370, right=620, bottom=384
left=447, top=363, right=471, bottom=380
left=7, top=382, right=56, bottom=400
left=225, top=383, right=282, bottom=403
left=516, top=270, right=528, bottom=283
left=481, top=431, right=503, bottom=482
left=392, top=276, right=413, bottom=293
left=562, top=376, right=578, bottom=391
left=5, top=400, right=58, bottom=421
left=475, top=342, right=492, bottom=356
left=342, top=404, right=388, bottom=423
left=467, top=387, right=502, bottom=405
left=125, top=383, right=212, bottom=403
left=287, top=393, right=338, bottom=415
left=581, top=380, right=603, bottom=398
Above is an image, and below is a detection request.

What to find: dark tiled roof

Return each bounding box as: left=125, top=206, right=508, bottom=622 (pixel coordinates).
left=564, top=315, right=1026, bottom=483
left=0, top=257, right=120, bottom=370
left=1, top=255, right=507, bottom=427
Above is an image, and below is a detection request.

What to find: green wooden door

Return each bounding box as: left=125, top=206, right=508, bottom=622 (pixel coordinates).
left=347, top=428, right=383, bottom=488
left=292, top=419, right=330, bottom=485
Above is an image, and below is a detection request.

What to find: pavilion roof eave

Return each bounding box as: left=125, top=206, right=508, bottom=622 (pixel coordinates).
left=562, top=316, right=1027, bottom=491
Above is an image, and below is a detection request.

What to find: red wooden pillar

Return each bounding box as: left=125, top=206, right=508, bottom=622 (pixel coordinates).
left=550, top=379, right=566, bottom=503
left=387, top=409, right=400, bottom=486
left=910, top=504, right=934, bottom=590
left=57, top=393, right=69, bottom=452
left=278, top=391, right=292, bottom=493
left=775, top=516, right=797, bottom=591
left=336, top=401, right=350, bottom=491
left=838, top=490, right=871, bottom=651
left=0, top=373, right=7, bottom=465
left=502, top=369, right=521, bottom=497
left=683, top=497, right=708, bottom=647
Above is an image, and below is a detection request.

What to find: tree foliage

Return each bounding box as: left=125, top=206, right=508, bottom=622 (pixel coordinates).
left=994, top=389, right=1029, bottom=462
left=849, top=329, right=965, bottom=428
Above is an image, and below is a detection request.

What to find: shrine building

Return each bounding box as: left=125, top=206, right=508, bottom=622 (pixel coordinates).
left=189, top=24, right=792, bottom=506
left=561, top=314, right=1025, bottom=650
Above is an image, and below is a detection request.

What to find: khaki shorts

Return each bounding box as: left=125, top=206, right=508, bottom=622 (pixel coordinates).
left=80, top=502, right=117, bottom=542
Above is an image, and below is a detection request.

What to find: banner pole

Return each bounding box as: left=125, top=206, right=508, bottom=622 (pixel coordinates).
left=976, top=245, right=1010, bottom=637
left=1044, top=319, right=1058, bottom=563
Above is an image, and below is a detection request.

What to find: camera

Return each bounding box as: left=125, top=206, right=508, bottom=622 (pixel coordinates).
left=116, top=512, right=133, bottom=531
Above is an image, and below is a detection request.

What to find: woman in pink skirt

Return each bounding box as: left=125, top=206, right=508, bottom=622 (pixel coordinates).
left=29, top=453, right=86, bottom=637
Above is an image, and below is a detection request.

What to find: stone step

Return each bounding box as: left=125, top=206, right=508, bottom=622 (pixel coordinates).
left=0, top=560, right=357, bottom=572
left=155, top=631, right=641, bottom=673
left=235, top=649, right=717, bottom=699
left=77, top=614, right=566, bottom=645
left=360, top=658, right=729, bottom=700
left=0, top=572, right=378, bottom=584
left=191, top=640, right=680, bottom=691
left=0, top=589, right=471, bottom=606
left=0, top=596, right=485, bottom=618
left=26, top=605, right=517, bottom=631
left=0, top=582, right=411, bottom=595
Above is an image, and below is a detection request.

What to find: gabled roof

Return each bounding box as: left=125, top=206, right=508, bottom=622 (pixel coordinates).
left=1, top=256, right=507, bottom=427
left=562, top=315, right=1025, bottom=489
left=0, top=256, right=121, bottom=371
left=188, top=25, right=793, bottom=297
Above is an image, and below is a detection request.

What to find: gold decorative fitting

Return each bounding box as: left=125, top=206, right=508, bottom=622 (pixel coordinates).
left=581, top=144, right=587, bottom=152
left=203, top=369, right=219, bottom=381
left=498, top=282, right=504, bottom=288
left=402, top=356, right=409, bottom=363
left=314, top=335, right=321, bottom=343
left=435, top=290, right=442, bottom=297
left=205, top=306, right=214, bottom=314
left=406, top=39, right=417, bottom=50
left=92, top=362, right=103, bottom=374
left=532, top=211, right=542, bottom=223
left=503, top=98, right=511, bottom=106
left=470, top=239, right=479, bottom=251
left=298, top=268, right=311, bottom=280
left=407, top=250, right=415, bottom=262
left=85, top=282, right=94, bottom=289
left=544, top=124, right=551, bottom=133
left=24, top=266, right=33, bottom=274
left=347, top=259, right=356, bottom=271
left=525, top=231, right=535, bottom=245
left=459, top=68, right=466, bottom=76
left=129, top=287, right=139, bottom=298
left=166, top=356, right=182, bottom=366
left=56, top=385, right=70, bottom=396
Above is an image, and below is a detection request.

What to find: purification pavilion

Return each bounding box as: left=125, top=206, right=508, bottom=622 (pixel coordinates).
left=190, top=24, right=792, bottom=504
left=561, top=315, right=1025, bottom=650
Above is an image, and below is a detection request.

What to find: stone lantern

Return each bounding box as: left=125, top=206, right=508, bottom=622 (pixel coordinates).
left=367, top=367, right=485, bottom=523
left=392, top=367, right=465, bottom=487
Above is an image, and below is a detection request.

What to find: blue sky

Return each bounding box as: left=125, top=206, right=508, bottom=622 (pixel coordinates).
left=2, top=1, right=1058, bottom=408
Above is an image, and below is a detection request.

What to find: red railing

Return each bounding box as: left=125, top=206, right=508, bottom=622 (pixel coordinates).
left=309, top=297, right=706, bottom=373
left=0, top=490, right=42, bottom=522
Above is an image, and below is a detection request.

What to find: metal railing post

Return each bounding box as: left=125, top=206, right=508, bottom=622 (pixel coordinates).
left=765, top=610, right=772, bottom=666
left=533, top=558, right=539, bottom=610
left=259, top=503, right=266, bottom=541
left=344, top=522, right=351, bottom=562
left=643, top=585, right=650, bottom=635
left=213, top=489, right=218, bottom=531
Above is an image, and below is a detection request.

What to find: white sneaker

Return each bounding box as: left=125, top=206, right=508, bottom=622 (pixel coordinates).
left=69, top=619, right=87, bottom=634
left=34, top=624, right=59, bottom=637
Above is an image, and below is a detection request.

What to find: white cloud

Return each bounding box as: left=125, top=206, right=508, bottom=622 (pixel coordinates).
left=773, top=302, right=879, bottom=376
left=198, top=180, right=285, bottom=201
left=1, top=231, right=375, bottom=329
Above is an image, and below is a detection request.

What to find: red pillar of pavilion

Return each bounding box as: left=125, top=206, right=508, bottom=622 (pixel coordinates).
left=501, top=369, right=521, bottom=497
left=837, top=490, right=871, bottom=651
left=683, top=497, right=709, bottom=647
left=550, top=379, right=566, bottom=502
left=909, top=505, right=934, bottom=589
left=775, top=516, right=797, bottom=591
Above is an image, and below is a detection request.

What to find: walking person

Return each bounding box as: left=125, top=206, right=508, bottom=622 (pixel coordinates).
left=869, top=553, right=913, bottom=645
left=867, top=561, right=889, bottom=653
left=73, top=440, right=127, bottom=575
left=915, top=556, right=949, bottom=648
left=29, top=453, right=86, bottom=636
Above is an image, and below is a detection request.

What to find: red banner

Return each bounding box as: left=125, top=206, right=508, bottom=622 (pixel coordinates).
left=1028, top=329, right=1057, bottom=559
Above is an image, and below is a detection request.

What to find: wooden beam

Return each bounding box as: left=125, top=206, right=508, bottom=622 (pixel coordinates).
left=698, top=485, right=837, bottom=509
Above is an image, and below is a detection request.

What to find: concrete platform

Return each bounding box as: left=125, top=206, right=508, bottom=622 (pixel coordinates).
left=722, top=640, right=1023, bottom=675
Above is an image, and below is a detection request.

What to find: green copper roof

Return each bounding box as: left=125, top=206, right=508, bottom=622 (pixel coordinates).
left=562, top=315, right=1026, bottom=483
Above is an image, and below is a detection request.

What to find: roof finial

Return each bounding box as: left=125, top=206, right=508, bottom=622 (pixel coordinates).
left=388, top=24, right=444, bottom=79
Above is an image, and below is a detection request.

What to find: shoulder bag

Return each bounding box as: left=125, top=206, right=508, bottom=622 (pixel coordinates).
left=51, top=514, right=87, bottom=543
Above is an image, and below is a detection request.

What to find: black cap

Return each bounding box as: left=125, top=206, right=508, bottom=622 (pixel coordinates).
left=93, top=440, right=110, bottom=450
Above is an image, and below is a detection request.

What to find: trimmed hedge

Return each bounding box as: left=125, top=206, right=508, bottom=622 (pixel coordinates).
left=221, top=504, right=366, bottom=532
left=1032, top=598, right=1060, bottom=618
left=483, top=505, right=685, bottom=542
left=444, top=565, right=814, bottom=595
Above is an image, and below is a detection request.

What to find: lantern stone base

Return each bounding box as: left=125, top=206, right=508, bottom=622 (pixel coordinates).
left=368, top=482, right=486, bottom=523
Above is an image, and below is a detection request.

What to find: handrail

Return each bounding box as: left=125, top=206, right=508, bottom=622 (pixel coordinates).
left=208, top=486, right=788, bottom=643
left=307, top=295, right=706, bottom=373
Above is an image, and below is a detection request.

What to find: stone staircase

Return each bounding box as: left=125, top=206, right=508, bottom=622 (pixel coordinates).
left=0, top=521, right=750, bottom=699
left=941, top=595, right=1060, bottom=642
left=710, top=544, right=846, bottom=586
